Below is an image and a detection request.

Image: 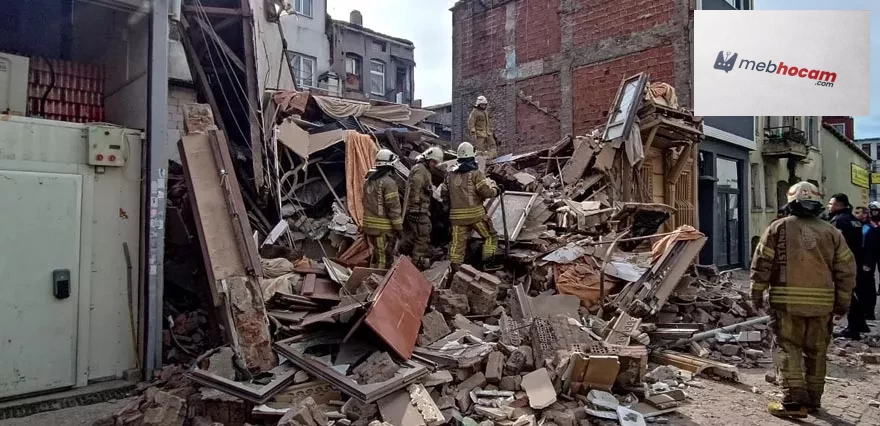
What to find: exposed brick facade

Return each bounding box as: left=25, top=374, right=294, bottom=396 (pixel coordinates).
left=451, top=0, right=693, bottom=154
left=822, top=116, right=855, bottom=141
left=571, top=45, right=675, bottom=135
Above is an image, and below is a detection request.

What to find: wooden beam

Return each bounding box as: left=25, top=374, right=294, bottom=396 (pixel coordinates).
left=193, top=16, right=246, bottom=72
left=241, top=0, right=264, bottom=191
left=642, top=126, right=660, bottom=153
left=183, top=5, right=245, bottom=16
left=178, top=17, right=227, bottom=133
left=665, top=143, right=694, bottom=184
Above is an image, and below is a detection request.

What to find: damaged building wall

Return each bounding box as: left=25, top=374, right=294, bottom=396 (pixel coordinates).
left=451, top=0, right=691, bottom=154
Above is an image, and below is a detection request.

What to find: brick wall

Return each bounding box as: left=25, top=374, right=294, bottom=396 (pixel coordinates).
left=571, top=45, right=675, bottom=135
left=167, top=84, right=197, bottom=163
left=570, top=0, right=675, bottom=46
left=515, top=73, right=562, bottom=152
left=516, top=0, right=561, bottom=64
left=451, top=0, right=691, bottom=154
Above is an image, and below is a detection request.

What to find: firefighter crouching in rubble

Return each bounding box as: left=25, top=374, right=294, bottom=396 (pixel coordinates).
left=441, top=142, right=501, bottom=271
left=399, top=146, right=444, bottom=269
left=468, top=95, right=498, bottom=158
left=362, top=149, right=403, bottom=269
left=750, top=181, right=855, bottom=419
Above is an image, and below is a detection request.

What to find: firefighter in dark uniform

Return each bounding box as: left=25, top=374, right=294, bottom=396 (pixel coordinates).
left=399, top=146, right=444, bottom=270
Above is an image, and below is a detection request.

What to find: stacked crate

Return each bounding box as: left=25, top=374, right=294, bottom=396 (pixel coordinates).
left=27, top=57, right=105, bottom=123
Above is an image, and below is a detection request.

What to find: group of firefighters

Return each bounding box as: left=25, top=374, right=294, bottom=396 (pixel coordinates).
left=361, top=95, right=501, bottom=272
left=360, top=94, right=863, bottom=419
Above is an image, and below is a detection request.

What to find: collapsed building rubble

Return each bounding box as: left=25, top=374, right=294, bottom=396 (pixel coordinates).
left=138, top=73, right=789, bottom=426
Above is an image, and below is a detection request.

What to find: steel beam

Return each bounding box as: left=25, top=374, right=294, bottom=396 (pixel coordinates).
left=145, top=0, right=170, bottom=378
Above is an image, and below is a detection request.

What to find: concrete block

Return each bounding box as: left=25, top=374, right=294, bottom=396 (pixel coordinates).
left=468, top=280, right=499, bottom=315
left=521, top=368, right=556, bottom=410
left=419, top=311, right=452, bottom=346
left=435, top=290, right=470, bottom=317
left=499, top=375, right=522, bottom=391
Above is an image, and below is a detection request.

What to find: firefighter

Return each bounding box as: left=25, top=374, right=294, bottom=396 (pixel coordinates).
left=399, top=146, right=444, bottom=269
left=751, top=181, right=855, bottom=418
left=442, top=142, right=499, bottom=270
left=362, top=149, right=403, bottom=269
left=468, top=95, right=498, bottom=158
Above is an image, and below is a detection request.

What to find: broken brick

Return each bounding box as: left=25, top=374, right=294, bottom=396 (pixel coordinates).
left=499, top=375, right=522, bottom=391
left=468, top=280, right=499, bottom=315
left=418, top=310, right=452, bottom=346
left=278, top=397, right=328, bottom=426
left=434, top=290, right=470, bottom=317
left=351, top=352, right=399, bottom=385
left=485, top=351, right=505, bottom=383
left=455, top=372, right=487, bottom=411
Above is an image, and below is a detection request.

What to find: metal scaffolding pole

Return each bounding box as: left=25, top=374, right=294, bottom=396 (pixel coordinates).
left=145, top=0, right=169, bottom=378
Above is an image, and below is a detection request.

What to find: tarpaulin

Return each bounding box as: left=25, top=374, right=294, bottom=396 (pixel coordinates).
left=555, top=262, right=603, bottom=307
left=651, top=225, right=704, bottom=263
left=645, top=82, right=679, bottom=109
left=312, top=95, right=431, bottom=124
left=345, top=131, right=378, bottom=227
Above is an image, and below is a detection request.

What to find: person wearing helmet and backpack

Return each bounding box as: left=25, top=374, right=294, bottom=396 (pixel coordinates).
left=751, top=181, right=855, bottom=418
left=399, top=146, right=444, bottom=269
left=468, top=95, right=498, bottom=158
left=362, top=149, right=403, bottom=269
left=441, top=142, right=500, bottom=270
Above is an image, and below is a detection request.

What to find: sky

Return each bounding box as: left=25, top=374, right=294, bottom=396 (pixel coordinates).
left=326, top=0, right=458, bottom=107
left=326, top=0, right=880, bottom=138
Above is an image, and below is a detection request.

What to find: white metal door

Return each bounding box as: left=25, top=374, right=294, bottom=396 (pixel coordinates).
left=0, top=170, right=82, bottom=398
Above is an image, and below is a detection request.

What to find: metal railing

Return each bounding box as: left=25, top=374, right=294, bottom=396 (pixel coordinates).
left=764, top=126, right=807, bottom=144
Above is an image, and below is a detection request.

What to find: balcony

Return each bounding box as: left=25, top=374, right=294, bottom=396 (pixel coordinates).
left=762, top=126, right=808, bottom=159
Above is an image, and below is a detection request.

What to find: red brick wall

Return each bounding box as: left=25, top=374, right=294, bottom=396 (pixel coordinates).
left=515, top=0, right=561, bottom=64
left=456, top=6, right=508, bottom=79
left=571, top=45, right=675, bottom=135
left=822, top=116, right=855, bottom=140
left=571, top=0, right=676, bottom=47
left=514, top=73, right=562, bottom=152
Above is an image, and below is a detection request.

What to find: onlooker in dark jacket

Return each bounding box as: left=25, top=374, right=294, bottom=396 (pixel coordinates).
left=828, top=194, right=870, bottom=338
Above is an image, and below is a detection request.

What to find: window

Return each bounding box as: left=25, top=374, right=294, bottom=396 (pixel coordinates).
left=294, top=0, right=312, bottom=17
left=370, top=60, right=385, bottom=96
left=372, top=41, right=386, bottom=53
left=806, top=116, right=818, bottom=145
left=345, top=55, right=362, bottom=76
left=831, top=123, right=846, bottom=135
left=289, top=53, right=315, bottom=88
left=862, top=144, right=872, bottom=155
left=750, top=163, right=762, bottom=209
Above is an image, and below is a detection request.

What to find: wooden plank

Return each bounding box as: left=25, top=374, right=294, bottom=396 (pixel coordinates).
left=302, top=274, right=317, bottom=295
left=665, top=144, right=694, bottom=184
left=561, top=140, right=596, bottom=185
left=192, top=16, right=245, bottom=72
left=240, top=0, right=264, bottom=191
left=182, top=5, right=244, bottom=16
left=179, top=132, right=275, bottom=371
left=179, top=15, right=227, bottom=133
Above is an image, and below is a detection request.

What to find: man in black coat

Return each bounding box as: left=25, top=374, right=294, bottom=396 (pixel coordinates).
left=828, top=194, right=870, bottom=339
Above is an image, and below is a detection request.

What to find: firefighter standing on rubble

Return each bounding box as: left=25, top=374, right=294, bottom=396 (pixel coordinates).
left=441, top=142, right=500, bottom=270
left=468, top=95, right=498, bottom=158
left=399, top=146, right=445, bottom=269
left=362, top=149, right=403, bottom=269
left=750, top=181, right=855, bottom=419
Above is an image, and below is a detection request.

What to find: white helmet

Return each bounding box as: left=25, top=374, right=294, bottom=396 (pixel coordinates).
left=870, top=201, right=880, bottom=210
left=475, top=95, right=488, bottom=106
left=457, top=142, right=476, bottom=159
left=421, top=146, right=444, bottom=163
left=375, top=149, right=397, bottom=168
left=786, top=181, right=821, bottom=204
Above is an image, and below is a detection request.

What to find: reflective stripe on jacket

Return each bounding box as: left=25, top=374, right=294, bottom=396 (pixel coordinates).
left=445, top=168, right=497, bottom=226
left=750, top=215, right=855, bottom=316
left=362, top=172, right=402, bottom=235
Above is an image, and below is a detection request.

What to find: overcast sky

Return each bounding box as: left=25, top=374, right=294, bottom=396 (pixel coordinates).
left=328, top=0, right=879, bottom=138
left=326, top=0, right=457, bottom=107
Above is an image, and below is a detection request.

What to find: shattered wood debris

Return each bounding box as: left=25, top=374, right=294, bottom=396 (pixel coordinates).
left=157, top=76, right=752, bottom=425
